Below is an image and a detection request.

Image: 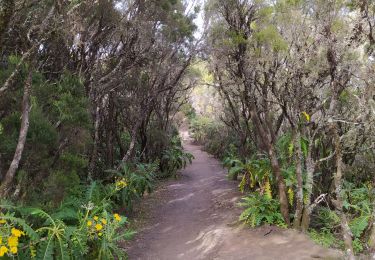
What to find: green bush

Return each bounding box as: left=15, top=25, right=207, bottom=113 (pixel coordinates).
left=109, top=162, right=157, bottom=210
left=239, top=193, right=286, bottom=227
left=160, top=136, right=194, bottom=178
left=308, top=228, right=341, bottom=249
left=0, top=188, right=134, bottom=259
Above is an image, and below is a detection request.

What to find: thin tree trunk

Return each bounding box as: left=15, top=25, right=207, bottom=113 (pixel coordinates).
left=332, top=126, right=355, bottom=260
left=0, top=6, right=54, bottom=97
left=88, top=105, right=100, bottom=179
left=301, top=151, right=315, bottom=231
left=268, top=146, right=291, bottom=226
left=249, top=105, right=290, bottom=225
left=0, top=46, right=36, bottom=97
left=293, top=130, right=304, bottom=229
left=0, top=71, right=32, bottom=197
left=118, top=121, right=141, bottom=168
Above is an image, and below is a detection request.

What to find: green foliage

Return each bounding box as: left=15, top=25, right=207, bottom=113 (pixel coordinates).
left=190, top=116, right=215, bottom=144
left=309, top=228, right=340, bottom=248
left=180, top=103, right=196, bottom=120
left=0, top=197, right=133, bottom=259
left=160, top=136, right=194, bottom=178
left=239, top=193, right=286, bottom=227
left=190, top=116, right=239, bottom=159
left=223, top=155, right=272, bottom=196
left=254, top=25, right=288, bottom=52
left=109, top=161, right=157, bottom=209
left=312, top=207, right=340, bottom=230
left=52, top=73, right=90, bottom=127
left=310, top=182, right=374, bottom=255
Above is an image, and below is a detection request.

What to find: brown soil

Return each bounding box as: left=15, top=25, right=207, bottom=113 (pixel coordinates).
left=126, top=142, right=342, bottom=260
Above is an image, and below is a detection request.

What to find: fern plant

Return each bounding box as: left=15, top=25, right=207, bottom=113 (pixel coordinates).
left=223, top=156, right=273, bottom=194
left=160, top=136, right=194, bottom=177
left=239, top=193, right=286, bottom=227
left=107, top=161, right=156, bottom=210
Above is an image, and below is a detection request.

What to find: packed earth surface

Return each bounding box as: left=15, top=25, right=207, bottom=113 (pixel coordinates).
left=127, top=134, right=342, bottom=260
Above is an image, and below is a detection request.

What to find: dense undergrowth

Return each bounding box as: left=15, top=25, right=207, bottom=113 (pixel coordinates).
left=0, top=128, right=192, bottom=259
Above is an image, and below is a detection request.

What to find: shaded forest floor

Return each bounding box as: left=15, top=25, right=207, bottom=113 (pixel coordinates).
left=126, top=139, right=342, bottom=260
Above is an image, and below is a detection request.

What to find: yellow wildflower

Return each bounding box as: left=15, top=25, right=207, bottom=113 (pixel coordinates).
left=11, top=228, right=25, bottom=238
left=0, top=246, right=8, bottom=257
left=101, top=219, right=107, bottom=225
left=114, top=213, right=122, bottom=222
left=87, top=220, right=93, bottom=227
left=301, top=111, right=310, bottom=122
left=10, top=246, right=17, bottom=254
left=93, top=216, right=99, bottom=221
left=8, top=236, right=18, bottom=247
left=0, top=219, right=6, bottom=224
left=115, top=179, right=128, bottom=189
left=95, top=223, right=103, bottom=231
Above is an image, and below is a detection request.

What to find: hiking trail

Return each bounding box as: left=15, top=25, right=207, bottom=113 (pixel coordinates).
left=127, top=136, right=341, bottom=260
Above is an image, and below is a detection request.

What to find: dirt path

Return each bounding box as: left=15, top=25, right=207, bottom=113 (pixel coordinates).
left=127, top=142, right=341, bottom=260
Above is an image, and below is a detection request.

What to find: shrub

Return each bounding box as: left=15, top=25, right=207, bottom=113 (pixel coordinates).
left=239, top=193, right=286, bottom=227
left=110, top=162, right=157, bottom=210
left=160, top=136, right=193, bottom=178
left=308, top=228, right=341, bottom=249
left=0, top=180, right=135, bottom=259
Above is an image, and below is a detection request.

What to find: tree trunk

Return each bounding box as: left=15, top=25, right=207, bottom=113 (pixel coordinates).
left=0, top=71, right=32, bottom=197
left=300, top=134, right=317, bottom=232
left=118, top=121, right=141, bottom=168
left=269, top=146, right=291, bottom=226
left=332, top=126, right=355, bottom=260
left=293, top=130, right=304, bottom=229
left=88, top=104, right=101, bottom=179
left=0, top=6, right=54, bottom=97
left=0, top=46, right=36, bottom=97
left=249, top=105, right=290, bottom=225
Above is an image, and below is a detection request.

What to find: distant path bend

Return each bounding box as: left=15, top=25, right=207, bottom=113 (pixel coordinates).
left=127, top=142, right=341, bottom=260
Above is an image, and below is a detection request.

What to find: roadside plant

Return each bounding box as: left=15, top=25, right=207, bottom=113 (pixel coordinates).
left=239, top=193, right=286, bottom=228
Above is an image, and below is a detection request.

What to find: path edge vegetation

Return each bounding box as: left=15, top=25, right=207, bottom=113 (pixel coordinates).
left=0, top=0, right=375, bottom=259
left=187, top=0, right=375, bottom=259
left=0, top=0, right=196, bottom=258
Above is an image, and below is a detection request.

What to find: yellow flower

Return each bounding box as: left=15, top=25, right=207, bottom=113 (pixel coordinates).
left=11, top=228, right=25, bottom=238
left=0, top=245, right=8, bottom=257
left=10, top=246, right=17, bottom=254
left=98, top=232, right=103, bottom=237
left=101, top=219, right=107, bottom=225
left=0, top=219, right=6, bottom=224
left=114, top=213, right=122, bottom=222
left=95, top=223, right=103, bottom=231
left=93, top=216, right=99, bottom=221
left=8, top=236, right=18, bottom=247
left=87, top=220, right=93, bottom=227
left=115, top=179, right=128, bottom=189
left=301, top=111, right=310, bottom=122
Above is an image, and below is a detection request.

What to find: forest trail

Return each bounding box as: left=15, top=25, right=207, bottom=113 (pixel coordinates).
left=127, top=136, right=341, bottom=260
